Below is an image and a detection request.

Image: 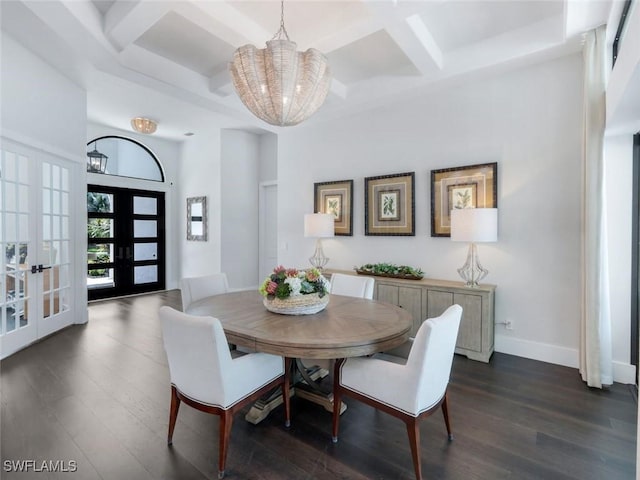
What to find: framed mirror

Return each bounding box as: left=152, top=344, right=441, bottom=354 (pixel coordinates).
left=187, top=196, right=208, bottom=241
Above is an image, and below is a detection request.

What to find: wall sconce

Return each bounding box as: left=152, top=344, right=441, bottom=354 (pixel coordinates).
left=451, top=208, right=498, bottom=287
left=86, top=141, right=108, bottom=174
left=131, top=117, right=157, bottom=134
left=304, top=213, right=335, bottom=269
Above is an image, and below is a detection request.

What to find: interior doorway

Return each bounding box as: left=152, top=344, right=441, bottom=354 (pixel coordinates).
left=631, top=132, right=639, bottom=385
left=259, top=182, right=277, bottom=281
left=87, top=185, right=165, bottom=300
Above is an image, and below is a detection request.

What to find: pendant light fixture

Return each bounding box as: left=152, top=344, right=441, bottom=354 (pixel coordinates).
left=229, top=0, right=331, bottom=127
left=86, top=141, right=108, bottom=174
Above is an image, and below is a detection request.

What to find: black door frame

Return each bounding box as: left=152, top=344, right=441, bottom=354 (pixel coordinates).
left=88, top=185, right=166, bottom=300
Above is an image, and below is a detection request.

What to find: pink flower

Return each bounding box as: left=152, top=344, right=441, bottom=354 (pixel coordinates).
left=306, top=271, right=319, bottom=281
left=266, top=281, right=278, bottom=294
left=273, top=265, right=286, bottom=274
left=286, top=268, right=298, bottom=277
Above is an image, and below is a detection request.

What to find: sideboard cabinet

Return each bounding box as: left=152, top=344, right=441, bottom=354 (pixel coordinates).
left=326, top=270, right=496, bottom=362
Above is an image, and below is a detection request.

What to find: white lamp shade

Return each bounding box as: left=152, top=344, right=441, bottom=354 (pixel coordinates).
left=304, top=213, right=335, bottom=238
left=450, top=208, right=498, bottom=242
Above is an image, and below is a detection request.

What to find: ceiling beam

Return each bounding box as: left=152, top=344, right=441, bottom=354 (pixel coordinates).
left=362, top=0, right=443, bottom=76
left=104, top=0, right=171, bottom=51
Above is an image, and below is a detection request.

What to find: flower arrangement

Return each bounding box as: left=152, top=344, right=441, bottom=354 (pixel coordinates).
left=259, top=266, right=330, bottom=300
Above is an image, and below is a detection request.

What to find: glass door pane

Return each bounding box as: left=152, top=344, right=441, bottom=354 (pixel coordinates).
left=41, top=162, right=71, bottom=319
left=1, top=146, right=37, bottom=356
left=38, top=155, right=75, bottom=339
left=87, top=192, right=114, bottom=291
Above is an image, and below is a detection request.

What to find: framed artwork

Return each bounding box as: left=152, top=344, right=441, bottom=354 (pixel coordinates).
left=187, top=196, right=208, bottom=241
left=314, top=179, right=353, bottom=236
left=364, top=172, right=415, bottom=236
left=431, top=162, right=497, bottom=237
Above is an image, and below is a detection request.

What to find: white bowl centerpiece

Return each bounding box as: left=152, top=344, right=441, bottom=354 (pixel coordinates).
left=259, top=266, right=330, bottom=315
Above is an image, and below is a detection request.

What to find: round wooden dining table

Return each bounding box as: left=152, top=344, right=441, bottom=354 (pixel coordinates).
left=186, top=290, right=413, bottom=423
left=186, top=290, right=413, bottom=359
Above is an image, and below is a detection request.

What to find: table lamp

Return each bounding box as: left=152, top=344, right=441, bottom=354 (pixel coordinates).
left=304, top=213, right=335, bottom=269
left=450, top=208, right=497, bottom=287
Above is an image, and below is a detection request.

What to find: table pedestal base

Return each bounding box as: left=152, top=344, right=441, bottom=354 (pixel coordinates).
left=244, top=362, right=346, bottom=424
left=294, top=387, right=347, bottom=415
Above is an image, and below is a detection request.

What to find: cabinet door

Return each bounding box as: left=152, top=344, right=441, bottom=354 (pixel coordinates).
left=376, top=284, right=422, bottom=335
left=376, top=284, right=399, bottom=305
left=453, top=293, right=483, bottom=352
left=427, top=289, right=483, bottom=352
left=427, top=290, right=454, bottom=318
left=398, top=287, right=423, bottom=335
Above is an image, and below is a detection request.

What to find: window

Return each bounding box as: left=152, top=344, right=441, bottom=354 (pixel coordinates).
left=86, top=136, right=164, bottom=182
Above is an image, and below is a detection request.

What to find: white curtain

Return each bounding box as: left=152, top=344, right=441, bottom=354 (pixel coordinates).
left=579, top=25, right=612, bottom=388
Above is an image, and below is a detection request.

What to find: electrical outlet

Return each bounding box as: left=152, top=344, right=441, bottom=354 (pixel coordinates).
left=505, top=319, right=513, bottom=330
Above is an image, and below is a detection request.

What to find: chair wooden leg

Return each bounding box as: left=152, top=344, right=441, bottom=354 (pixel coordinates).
left=405, top=417, right=423, bottom=480
left=167, top=385, right=181, bottom=445
left=283, top=358, right=292, bottom=428
left=218, top=410, right=233, bottom=479
left=441, top=392, right=453, bottom=441
left=332, top=359, right=345, bottom=443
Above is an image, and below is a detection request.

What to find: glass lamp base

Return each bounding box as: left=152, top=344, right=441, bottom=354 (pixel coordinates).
left=309, top=239, right=329, bottom=269
left=457, top=243, right=488, bottom=288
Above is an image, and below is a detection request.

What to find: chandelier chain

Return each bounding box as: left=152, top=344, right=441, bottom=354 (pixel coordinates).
left=271, top=0, right=290, bottom=41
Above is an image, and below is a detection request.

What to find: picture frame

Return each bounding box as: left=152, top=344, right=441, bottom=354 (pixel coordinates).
left=314, top=179, right=353, bottom=236
left=364, top=172, right=415, bottom=236
left=187, top=196, right=208, bottom=241
left=431, top=162, right=497, bottom=237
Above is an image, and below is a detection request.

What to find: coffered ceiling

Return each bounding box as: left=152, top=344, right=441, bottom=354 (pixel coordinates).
left=1, top=0, right=619, bottom=138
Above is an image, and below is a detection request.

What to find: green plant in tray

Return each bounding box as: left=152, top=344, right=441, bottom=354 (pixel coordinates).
left=354, top=263, right=424, bottom=279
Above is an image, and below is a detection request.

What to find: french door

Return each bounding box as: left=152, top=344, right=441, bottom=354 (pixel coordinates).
left=87, top=185, right=165, bottom=300
left=0, top=140, right=75, bottom=359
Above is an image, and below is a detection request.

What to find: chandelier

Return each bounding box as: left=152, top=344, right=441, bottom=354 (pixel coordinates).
left=229, top=0, right=331, bottom=127
left=131, top=117, right=157, bottom=134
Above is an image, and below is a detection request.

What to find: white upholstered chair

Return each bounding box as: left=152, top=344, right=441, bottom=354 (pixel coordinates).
left=329, top=273, right=375, bottom=299
left=159, top=306, right=290, bottom=479
left=302, top=273, right=375, bottom=374
left=180, top=273, right=229, bottom=311
left=332, top=304, right=462, bottom=480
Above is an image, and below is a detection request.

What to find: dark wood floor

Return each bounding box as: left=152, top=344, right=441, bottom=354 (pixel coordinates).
left=1, top=290, right=636, bottom=479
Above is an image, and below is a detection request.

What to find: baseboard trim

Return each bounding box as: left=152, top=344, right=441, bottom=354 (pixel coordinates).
left=495, top=334, right=636, bottom=385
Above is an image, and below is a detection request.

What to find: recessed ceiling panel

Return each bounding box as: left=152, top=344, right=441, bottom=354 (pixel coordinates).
left=134, top=11, right=235, bottom=76
left=92, top=0, right=115, bottom=16
left=229, top=1, right=371, bottom=50
left=327, top=29, right=420, bottom=84
left=419, top=1, right=564, bottom=52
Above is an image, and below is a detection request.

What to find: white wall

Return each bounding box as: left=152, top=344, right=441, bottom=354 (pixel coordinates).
left=1, top=32, right=88, bottom=323
left=604, top=134, right=633, bottom=381
left=86, top=123, right=181, bottom=290
left=278, top=54, right=590, bottom=371
left=259, top=132, right=278, bottom=183
left=1, top=33, right=86, bottom=158
left=221, top=129, right=260, bottom=289
left=179, top=128, right=223, bottom=281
